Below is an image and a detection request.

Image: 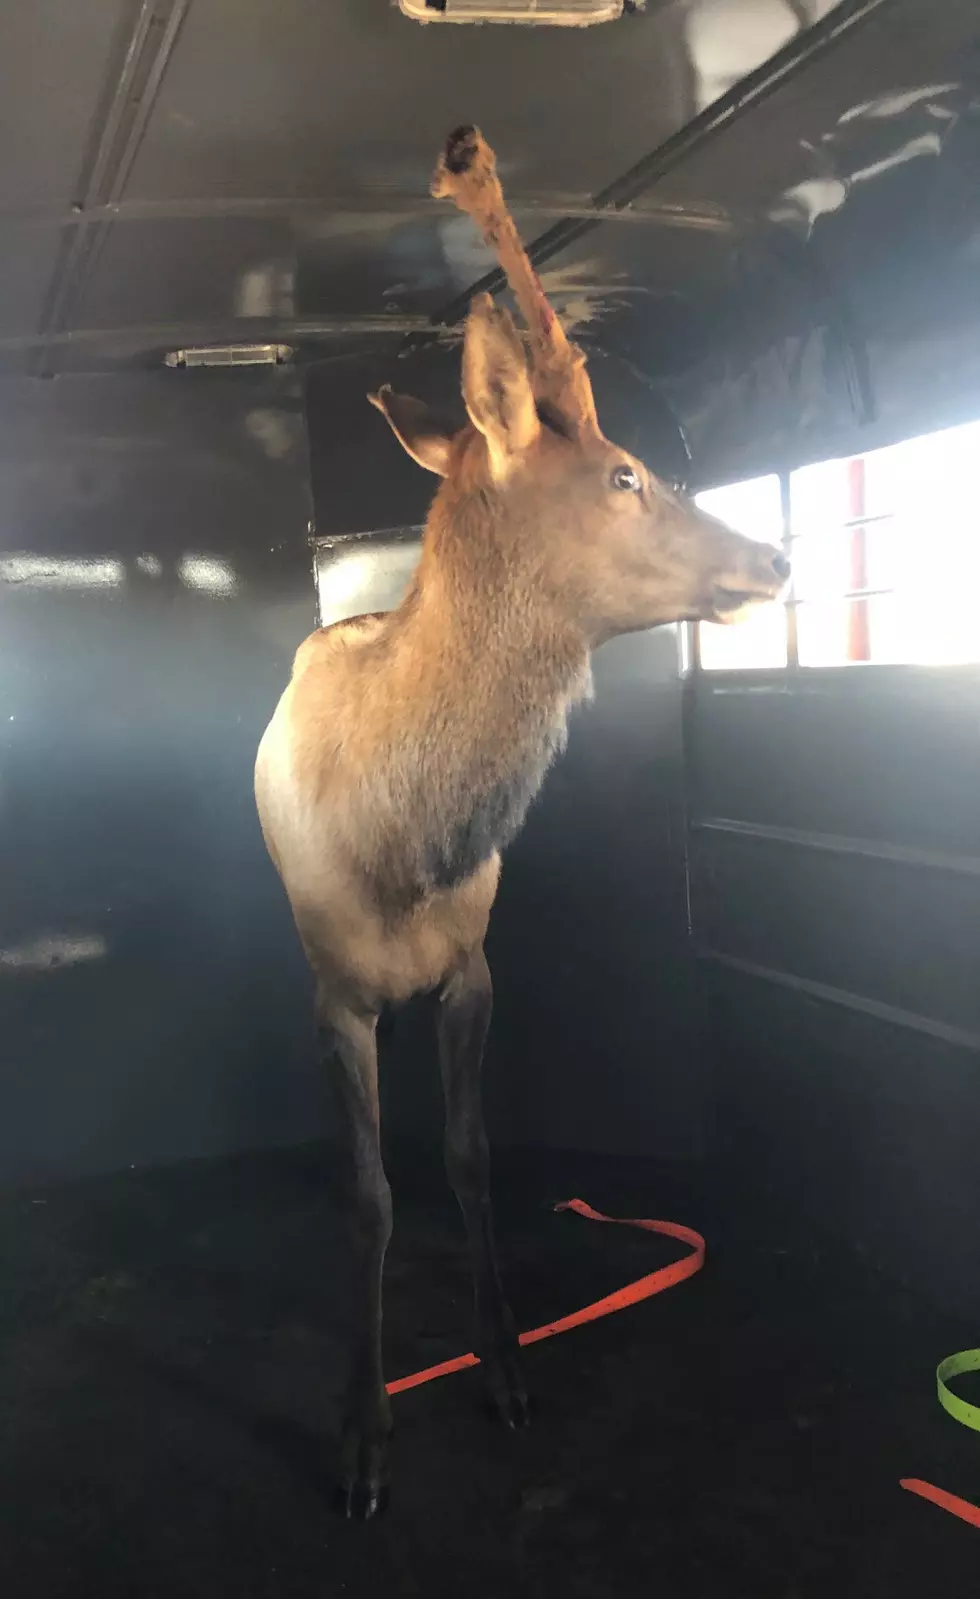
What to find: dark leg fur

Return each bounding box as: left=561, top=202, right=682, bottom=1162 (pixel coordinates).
left=316, top=989, right=393, bottom=1519
left=438, top=947, right=528, bottom=1428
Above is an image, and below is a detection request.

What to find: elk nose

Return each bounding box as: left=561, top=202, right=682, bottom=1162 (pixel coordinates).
left=771, top=551, right=791, bottom=584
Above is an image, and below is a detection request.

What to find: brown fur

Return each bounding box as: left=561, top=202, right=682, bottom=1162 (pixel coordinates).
left=431, top=125, right=598, bottom=434
left=253, top=129, right=789, bottom=1518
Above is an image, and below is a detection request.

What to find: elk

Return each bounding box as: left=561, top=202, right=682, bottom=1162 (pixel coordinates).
left=254, top=126, right=789, bottom=1519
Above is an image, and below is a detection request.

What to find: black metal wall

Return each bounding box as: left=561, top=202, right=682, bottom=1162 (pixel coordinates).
left=686, top=665, right=980, bottom=1315
left=0, top=369, right=320, bottom=1184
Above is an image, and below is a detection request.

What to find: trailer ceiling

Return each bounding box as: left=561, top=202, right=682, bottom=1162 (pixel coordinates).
left=1, top=0, right=977, bottom=478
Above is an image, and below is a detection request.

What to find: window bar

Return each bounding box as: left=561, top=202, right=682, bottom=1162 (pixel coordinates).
left=841, top=510, right=894, bottom=531
left=786, top=582, right=897, bottom=609
left=787, top=509, right=896, bottom=543
left=688, top=618, right=702, bottom=673
left=780, top=469, right=799, bottom=668
left=846, top=455, right=871, bottom=662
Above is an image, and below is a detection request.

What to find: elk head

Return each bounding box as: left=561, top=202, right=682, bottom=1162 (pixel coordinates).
left=371, top=127, right=789, bottom=645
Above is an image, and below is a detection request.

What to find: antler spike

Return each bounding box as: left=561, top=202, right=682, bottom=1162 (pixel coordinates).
left=432, top=126, right=598, bottom=436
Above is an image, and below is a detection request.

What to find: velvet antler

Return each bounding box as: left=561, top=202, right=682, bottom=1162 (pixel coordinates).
left=432, top=126, right=599, bottom=438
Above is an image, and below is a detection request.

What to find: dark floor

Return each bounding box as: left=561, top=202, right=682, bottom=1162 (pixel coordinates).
left=1, top=1142, right=978, bottom=1599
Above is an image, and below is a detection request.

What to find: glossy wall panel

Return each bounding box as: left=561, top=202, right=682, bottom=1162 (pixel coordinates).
left=0, top=370, right=319, bottom=1183
left=687, top=666, right=980, bottom=1311
left=704, top=965, right=980, bottom=1318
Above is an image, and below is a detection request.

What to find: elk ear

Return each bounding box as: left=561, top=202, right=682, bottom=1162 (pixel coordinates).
left=462, top=294, right=540, bottom=479
left=368, top=386, right=456, bottom=476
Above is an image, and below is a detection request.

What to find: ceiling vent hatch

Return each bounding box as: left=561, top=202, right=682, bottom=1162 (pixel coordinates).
left=400, top=1, right=625, bottom=24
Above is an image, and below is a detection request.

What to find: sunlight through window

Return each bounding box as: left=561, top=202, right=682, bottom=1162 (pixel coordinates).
left=695, top=417, right=980, bottom=670
left=695, top=474, right=786, bottom=670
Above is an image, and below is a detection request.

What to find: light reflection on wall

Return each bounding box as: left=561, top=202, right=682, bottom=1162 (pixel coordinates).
left=0, top=555, right=125, bottom=589
left=0, top=934, right=108, bottom=975
left=0, top=552, right=241, bottom=596
left=177, top=553, right=238, bottom=596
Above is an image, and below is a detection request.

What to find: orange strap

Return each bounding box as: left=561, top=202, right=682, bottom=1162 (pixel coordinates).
left=387, top=1197, right=705, bottom=1397
left=385, top=1206, right=980, bottom=1538
left=900, top=1478, right=980, bottom=1530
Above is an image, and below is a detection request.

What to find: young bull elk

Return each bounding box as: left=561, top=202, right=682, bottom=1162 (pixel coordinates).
left=255, top=126, right=789, bottom=1518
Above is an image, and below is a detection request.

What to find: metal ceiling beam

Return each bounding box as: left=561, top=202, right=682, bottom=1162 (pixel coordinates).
left=0, top=313, right=436, bottom=362
left=0, top=193, right=736, bottom=233
left=33, top=0, right=192, bottom=374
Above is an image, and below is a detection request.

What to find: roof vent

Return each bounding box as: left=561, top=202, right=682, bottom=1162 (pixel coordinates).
left=164, top=343, right=293, bottom=369
left=400, top=0, right=624, bottom=24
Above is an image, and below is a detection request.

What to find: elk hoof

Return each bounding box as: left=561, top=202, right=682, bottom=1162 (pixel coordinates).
left=333, top=1480, right=390, bottom=1521
left=482, top=1341, right=531, bottom=1430
left=334, top=1411, right=391, bottom=1521
left=498, top=1389, right=532, bottom=1430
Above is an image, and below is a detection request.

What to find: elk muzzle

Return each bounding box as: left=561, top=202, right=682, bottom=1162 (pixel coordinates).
left=705, top=542, right=790, bottom=623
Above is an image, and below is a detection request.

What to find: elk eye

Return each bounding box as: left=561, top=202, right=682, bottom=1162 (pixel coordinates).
left=611, top=464, right=641, bottom=492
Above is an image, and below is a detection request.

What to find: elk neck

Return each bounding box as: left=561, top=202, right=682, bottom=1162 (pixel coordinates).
left=379, top=480, right=593, bottom=897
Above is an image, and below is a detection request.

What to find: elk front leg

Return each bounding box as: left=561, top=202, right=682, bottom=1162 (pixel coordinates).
left=316, top=988, right=393, bottom=1519
left=438, top=947, right=529, bottom=1428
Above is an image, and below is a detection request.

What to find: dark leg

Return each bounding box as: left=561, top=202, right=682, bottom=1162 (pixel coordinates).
left=316, top=986, right=393, bottom=1519
left=438, top=947, right=528, bottom=1428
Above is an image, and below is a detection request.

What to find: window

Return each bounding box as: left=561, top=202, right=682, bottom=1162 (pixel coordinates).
left=695, top=474, right=787, bottom=671
left=695, top=417, right=980, bottom=670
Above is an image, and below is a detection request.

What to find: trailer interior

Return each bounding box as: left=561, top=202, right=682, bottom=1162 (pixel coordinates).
left=1, top=2, right=979, bottom=1594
